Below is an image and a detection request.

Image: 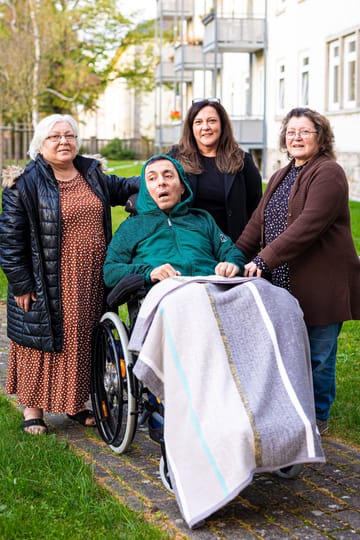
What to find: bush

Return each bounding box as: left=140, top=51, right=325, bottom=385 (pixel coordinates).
left=100, top=138, right=136, bottom=160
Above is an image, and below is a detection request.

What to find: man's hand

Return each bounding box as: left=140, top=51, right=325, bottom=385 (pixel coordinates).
left=215, top=262, right=239, bottom=278
left=150, top=263, right=181, bottom=283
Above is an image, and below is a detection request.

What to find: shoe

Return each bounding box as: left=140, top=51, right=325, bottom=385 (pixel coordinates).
left=275, top=464, right=303, bottom=479
left=23, top=418, right=48, bottom=435
left=67, top=409, right=96, bottom=427
left=316, top=419, right=329, bottom=435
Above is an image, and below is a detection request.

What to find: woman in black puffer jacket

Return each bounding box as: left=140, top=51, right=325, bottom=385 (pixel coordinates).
left=0, top=113, right=139, bottom=434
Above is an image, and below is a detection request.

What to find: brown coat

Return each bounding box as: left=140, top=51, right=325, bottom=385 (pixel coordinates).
left=236, top=154, right=360, bottom=325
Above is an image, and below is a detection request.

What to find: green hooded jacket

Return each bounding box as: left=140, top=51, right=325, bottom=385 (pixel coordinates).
left=103, top=155, right=247, bottom=288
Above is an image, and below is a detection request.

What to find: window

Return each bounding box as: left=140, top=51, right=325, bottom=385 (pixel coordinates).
left=328, top=40, right=340, bottom=111
left=327, top=32, right=359, bottom=111
left=299, top=55, right=309, bottom=106
left=277, top=63, right=285, bottom=112
left=344, top=34, right=357, bottom=108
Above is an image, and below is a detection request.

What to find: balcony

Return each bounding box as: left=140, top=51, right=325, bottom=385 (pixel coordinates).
left=156, top=0, right=194, bottom=19
left=155, top=61, right=193, bottom=83
left=174, top=44, right=222, bottom=72
left=203, top=16, right=265, bottom=53
left=231, top=117, right=264, bottom=147
left=155, top=123, right=183, bottom=149
left=155, top=61, right=175, bottom=83
left=155, top=118, right=264, bottom=150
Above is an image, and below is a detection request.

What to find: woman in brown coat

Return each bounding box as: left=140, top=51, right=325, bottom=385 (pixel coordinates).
left=237, top=107, right=360, bottom=436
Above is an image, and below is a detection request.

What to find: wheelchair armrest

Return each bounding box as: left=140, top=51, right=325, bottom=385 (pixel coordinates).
left=106, top=274, right=146, bottom=310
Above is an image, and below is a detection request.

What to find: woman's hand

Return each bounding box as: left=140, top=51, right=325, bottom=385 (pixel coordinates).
left=215, top=262, right=239, bottom=278
left=150, top=264, right=181, bottom=283
left=243, top=262, right=262, bottom=277
left=14, top=292, right=36, bottom=312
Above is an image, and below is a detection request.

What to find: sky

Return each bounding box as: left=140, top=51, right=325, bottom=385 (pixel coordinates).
left=119, top=0, right=156, bottom=22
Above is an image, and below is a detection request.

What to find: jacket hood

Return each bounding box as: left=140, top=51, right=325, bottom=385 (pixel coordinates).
left=1, top=154, right=106, bottom=189
left=1, top=165, right=25, bottom=188
left=136, top=154, right=193, bottom=214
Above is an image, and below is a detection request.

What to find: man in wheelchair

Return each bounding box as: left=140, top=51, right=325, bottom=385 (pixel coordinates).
left=99, top=155, right=325, bottom=529
left=103, top=154, right=247, bottom=288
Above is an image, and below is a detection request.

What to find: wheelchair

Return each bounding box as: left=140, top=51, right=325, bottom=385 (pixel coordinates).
left=90, top=274, right=172, bottom=490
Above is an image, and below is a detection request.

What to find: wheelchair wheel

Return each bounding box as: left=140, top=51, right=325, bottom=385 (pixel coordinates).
left=91, top=312, right=137, bottom=453
left=275, top=464, right=304, bottom=479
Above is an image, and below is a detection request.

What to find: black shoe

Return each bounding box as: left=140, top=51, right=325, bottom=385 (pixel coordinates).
left=316, top=419, right=329, bottom=435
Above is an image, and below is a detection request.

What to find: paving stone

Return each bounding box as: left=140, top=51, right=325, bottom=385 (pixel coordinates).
left=333, top=509, right=360, bottom=529
left=329, top=529, right=360, bottom=539
left=299, top=508, right=347, bottom=533
left=285, top=525, right=330, bottom=539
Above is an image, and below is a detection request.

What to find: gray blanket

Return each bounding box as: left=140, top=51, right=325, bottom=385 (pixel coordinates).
left=129, top=276, right=325, bottom=528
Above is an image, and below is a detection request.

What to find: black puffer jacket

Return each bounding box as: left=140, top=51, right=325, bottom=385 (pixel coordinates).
left=0, top=154, right=139, bottom=352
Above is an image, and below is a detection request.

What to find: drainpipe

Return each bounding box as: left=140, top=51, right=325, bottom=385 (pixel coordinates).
left=262, top=0, right=268, bottom=180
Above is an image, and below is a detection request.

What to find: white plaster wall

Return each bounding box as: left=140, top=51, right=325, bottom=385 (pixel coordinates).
left=265, top=0, right=360, bottom=194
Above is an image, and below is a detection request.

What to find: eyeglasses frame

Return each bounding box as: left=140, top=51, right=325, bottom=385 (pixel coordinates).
left=45, top=134, right=78, bottom=142
left=285, top=129, right=317, bottom=139
left=192, top=97, right=221, bottom=105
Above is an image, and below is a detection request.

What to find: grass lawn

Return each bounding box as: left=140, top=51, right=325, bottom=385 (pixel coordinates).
left=0, top=394, right=169, bottom=540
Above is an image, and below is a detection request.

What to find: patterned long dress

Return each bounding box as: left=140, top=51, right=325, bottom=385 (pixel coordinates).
left=6, top=174, right=106, bottom=414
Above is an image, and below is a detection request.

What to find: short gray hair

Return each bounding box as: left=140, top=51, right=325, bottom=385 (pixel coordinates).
left=28, top=114, right=81, bottom=160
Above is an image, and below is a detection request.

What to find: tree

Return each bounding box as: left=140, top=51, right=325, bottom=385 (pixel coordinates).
left=111, top=19, right=156, bottom=93
left=0, top=0, right=142, bottom=125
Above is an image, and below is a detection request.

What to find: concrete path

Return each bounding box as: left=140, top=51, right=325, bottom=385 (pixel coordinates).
left=1, top=302, right=360, bottom=539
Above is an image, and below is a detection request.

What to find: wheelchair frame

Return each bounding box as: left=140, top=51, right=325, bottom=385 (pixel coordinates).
left=90, top=275, right=172, bottom=489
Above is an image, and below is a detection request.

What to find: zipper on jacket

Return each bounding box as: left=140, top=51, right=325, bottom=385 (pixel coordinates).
left=168, top=217, right=172, bottom=226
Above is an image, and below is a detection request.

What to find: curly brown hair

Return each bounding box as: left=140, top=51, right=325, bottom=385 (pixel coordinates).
left=279, top=107, right=336, bottom=160
left=172, top=100, right=245, bottom=174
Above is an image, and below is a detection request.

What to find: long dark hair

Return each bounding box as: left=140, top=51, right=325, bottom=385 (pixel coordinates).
left=173, top=100, right=245, bottom=174
left=279, top=107, right=336, bottom=160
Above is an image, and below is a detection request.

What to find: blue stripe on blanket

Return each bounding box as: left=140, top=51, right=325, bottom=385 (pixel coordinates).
left=160, top=305, right=230, bottom=497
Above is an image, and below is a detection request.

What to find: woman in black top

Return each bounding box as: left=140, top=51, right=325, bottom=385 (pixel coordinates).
left=168, top=98, right=262, bottom=241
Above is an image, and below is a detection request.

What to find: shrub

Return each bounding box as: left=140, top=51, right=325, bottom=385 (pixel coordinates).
left=100, top=138, right=136, bottom=160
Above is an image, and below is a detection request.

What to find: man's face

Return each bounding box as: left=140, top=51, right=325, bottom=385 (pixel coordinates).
left=144, top=159, right=185, bottom=213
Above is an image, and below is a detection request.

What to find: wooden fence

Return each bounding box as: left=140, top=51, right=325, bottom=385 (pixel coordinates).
left=0, top=124, right=154, bottom=173
left=0, top=123, right=33, bottom=171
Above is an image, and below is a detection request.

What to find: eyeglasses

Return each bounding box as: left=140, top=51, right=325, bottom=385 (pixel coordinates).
left=46, top=134, right=77, bottom=142
left=285, top=129, right=317, bottom=139
left=192, top=97, right=221, bottom=104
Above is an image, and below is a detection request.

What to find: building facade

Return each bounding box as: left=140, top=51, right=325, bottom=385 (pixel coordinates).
left=78, top=0, right=360, bottom=197
left=266, top=0, right=360, bottom=199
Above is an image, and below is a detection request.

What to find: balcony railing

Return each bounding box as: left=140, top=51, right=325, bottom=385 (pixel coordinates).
left=156, top=0, right=194, bottom=19
left=155, top=123, right=183, bottom=149
left=155, top=62, right=193, bottom=83
left=174, top=44, right=222, bottom=71
left=155, top=118, right=264, bottom=150
left=231, top=117, right=264, bottom=147
left=203, top=17, right=265, bottom=53
left=155, top=61, right=175, bottom=83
